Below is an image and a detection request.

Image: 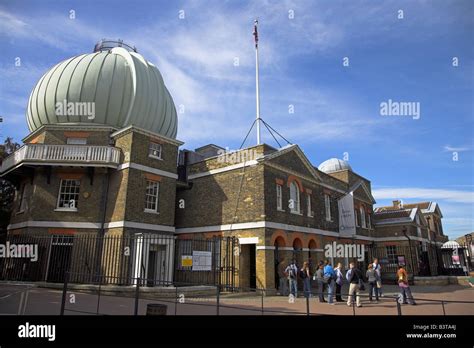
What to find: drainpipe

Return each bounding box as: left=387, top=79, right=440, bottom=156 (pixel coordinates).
left=402, top=226, right=416, bottom=279
left=94, top=168, right=111, bottom=281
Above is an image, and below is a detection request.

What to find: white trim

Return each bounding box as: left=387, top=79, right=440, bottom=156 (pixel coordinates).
left=110, top=125, right=184, bottom=146
left=117, top=162, right=178, bottom=179
left=104, top=221, right=175, bottom=232
left=188, top=160, right=258, bottom=180
left=256, top=246, right=275, bottom=250
left=175, top=221, right=266, bottom=234
left=175, top=220, right=437, bottom=245
left=239, top=237, right=259, bottom=244
left=7, top=221, right=102, bottom=230
left=7, top=220, right=175, bottom=233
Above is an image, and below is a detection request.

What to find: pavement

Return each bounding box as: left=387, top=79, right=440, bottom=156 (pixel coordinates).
left=0, top=282, right=472, bottom=315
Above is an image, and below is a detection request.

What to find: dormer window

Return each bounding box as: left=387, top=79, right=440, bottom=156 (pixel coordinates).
left=149, top=142, right=162, bottom=159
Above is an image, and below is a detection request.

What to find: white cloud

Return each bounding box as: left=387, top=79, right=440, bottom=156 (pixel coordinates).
left=443, top=145, right=470, bottom=152
left=373, top=188, right=474, bottom=204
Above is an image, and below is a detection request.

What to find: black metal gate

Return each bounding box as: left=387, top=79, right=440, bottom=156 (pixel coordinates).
left=0, top=234, right=238, bottom=290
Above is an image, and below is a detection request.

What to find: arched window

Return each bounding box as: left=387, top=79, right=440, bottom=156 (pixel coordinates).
left=360, top=206, right=366, bottom=228
left=289, top=182, right=300, bottom=213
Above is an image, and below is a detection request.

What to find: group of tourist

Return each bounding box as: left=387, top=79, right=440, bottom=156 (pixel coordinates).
left=278, top=258, right=417, bottom=306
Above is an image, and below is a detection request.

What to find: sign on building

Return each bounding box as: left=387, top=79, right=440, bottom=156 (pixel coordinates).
left=338, top=192, right=356, bottom=237
left=181, top=255, right=192, bottom=267
left=192, top=251, right=212, bottom=271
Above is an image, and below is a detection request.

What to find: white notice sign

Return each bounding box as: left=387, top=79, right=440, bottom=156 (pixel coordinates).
left=192, top=251, right=212, bottom=271
left=338, top=192, right=356, bottom=237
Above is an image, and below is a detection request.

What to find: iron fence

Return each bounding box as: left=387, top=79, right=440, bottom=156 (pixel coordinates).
left=0, top=234, right=237, bottom=290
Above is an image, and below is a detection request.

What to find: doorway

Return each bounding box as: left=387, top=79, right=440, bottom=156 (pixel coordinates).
left=47, top=236, right=73, bottom=283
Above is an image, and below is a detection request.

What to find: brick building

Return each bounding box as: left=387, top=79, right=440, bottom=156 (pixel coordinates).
left=1, top=42, right=448, bottom=289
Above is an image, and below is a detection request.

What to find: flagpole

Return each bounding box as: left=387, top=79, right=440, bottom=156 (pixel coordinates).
left=254, top=19, right=261, bottom=145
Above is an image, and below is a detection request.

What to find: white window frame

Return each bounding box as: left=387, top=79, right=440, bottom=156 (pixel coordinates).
left=386, top=245, right=397, bottom=264
left=416, top=214, right=421, bottom=237
left=148, top=142, right=162, bottom=160
left=324, top=194, right=331, bottom=221
left=289, top=182, right=300, bottom=214
left=367, top=213, right=371, bottom=229
left=276, top=184, right=283, bottom=211
left=144, top=180, right=160, bottom=213
left=66, top=137, right=87, bottom=145
left=307, top=194, right=313, bottom=217
left=360, top=206, right=366, bottom=228
left=355, top=208, right=359, bottom=227
left=56, top=179, right=80, bottom=211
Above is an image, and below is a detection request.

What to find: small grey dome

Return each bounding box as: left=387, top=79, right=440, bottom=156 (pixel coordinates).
left=318, top=158, right=352, bottom=173
left=26, top=47, right=177, bottom=138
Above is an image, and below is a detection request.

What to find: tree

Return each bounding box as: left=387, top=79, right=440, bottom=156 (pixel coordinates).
left=0, top=137, right=20, bottom=237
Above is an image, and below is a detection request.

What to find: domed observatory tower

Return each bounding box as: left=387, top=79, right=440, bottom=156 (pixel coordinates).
left=1, top=40, right=182, bottom=285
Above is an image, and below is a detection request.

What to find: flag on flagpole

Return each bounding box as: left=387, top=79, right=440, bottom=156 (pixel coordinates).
left=253, top=19, right=258, bottom=48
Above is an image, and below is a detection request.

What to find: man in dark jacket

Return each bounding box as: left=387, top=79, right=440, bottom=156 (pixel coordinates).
left=346, top=262, right=363, bottom=307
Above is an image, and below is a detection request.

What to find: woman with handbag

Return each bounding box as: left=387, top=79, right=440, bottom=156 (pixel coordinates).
left=366, top=264, right=379, bottom=302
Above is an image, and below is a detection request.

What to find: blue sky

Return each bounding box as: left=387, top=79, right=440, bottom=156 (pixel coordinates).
left=0, top=0, right=472, bottom=238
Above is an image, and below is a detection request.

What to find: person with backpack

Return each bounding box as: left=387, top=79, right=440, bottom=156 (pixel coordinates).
left=300, top=261, right=312, bottom=298
left=285, top=259, right=298, bottom=298
left=334, top=262, right=344, bottom=302
left=323, top=260, right=336, bottom=305
left=346, top=262, right=363, bottom=307
left=366, top=264, right=379, bottom=302
left=372, top=258, right=384, bottom=297
left=396, top=265, right=416, bottom=305
left=314, top=262, right=326, bottom=302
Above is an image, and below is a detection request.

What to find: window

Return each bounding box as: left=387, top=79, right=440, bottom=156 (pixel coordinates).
left=416, top=214, right=421, bottom=237
left=276, top=184, right=283, bottom=210
left=386, top=245, right=397, bottom=264
left=354, top=209, right=359, bottom=226
left=57, top=179, right=80, bottom=210
left=324, top=194, right=331, bottom=221
left=367, top=213, right=371, bottom=229
left=307, top=194, right=313, bottom=217
left=360, top=206, right=366, bottom=228
left=148, top=142, right=162, bottom=159
left=66, top=137, right=87, bottom=145
left=17, top=183, right=27, bottom=212
left=144, top=180, right=159, bottom=213
left=289, top=182, right=300, bottom=213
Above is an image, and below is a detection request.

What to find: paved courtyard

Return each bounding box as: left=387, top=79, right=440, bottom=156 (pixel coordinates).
left=0, top=282, right=472, bottom=316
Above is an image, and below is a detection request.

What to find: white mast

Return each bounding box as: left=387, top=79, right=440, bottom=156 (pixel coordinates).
left=253, top=19, right=261, bottom=145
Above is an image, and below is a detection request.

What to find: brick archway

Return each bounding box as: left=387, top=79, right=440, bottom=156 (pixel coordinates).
left=287, top=175, right=304, bottom=192
left=271, top=230, right=289, bottom=247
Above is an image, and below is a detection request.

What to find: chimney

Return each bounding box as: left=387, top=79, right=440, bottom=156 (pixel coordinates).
left=392, top=200, right=403, bottom=209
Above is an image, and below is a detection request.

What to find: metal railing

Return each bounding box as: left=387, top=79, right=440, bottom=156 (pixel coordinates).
left=0, top=144, right=121, bottom=173
left=56, top=272, right=474, bottom=316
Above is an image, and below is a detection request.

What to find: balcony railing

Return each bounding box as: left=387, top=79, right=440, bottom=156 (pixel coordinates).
left=0, top=144, right=121, bottom=174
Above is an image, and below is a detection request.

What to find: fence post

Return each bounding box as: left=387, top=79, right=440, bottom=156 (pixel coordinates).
left=175, top=287, right=178, bottom=316
left=60, top=271, right=69, bottom=315
left=216, top=286, right=220, bottom=316
left=396, top=297, right=402, bottom=316
left=306, top=295, right=310, bottom=316
left=441, top=301, right=446, bottom=315
left=134, top=277, right=140, bottom=316
left=96, top=273, right=102, bottom=315
left=352, top=295, right=356, bottom=316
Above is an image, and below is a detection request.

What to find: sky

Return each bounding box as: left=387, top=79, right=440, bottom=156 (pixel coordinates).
left=0, top=0, right=472, bottom=239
